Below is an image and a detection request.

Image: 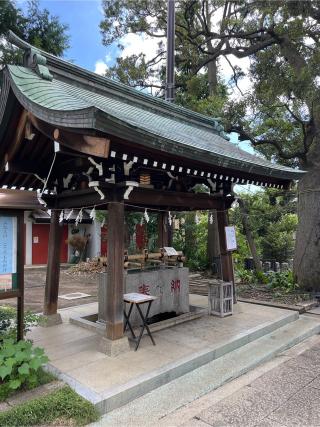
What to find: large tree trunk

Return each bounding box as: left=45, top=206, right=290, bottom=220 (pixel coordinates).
left=206, top=45, right=220, bottom=272
left=294, top=168, right=320, bottom=291
left=238, top=199, right=262, bottom=272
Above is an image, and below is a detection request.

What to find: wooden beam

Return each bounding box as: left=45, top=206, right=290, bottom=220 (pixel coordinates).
left=28, top=114, right=110, bottom=158
left=44, top=210, right=62, bottom=315
left=105, top=200, right=125, bottom=340
left=4, top=160, right=47, bottom=176
left=51, top=185, right=226, bottom=211
left=4, top=110, right=28, bottom=167
left=0, top=189, right=42, bottom=210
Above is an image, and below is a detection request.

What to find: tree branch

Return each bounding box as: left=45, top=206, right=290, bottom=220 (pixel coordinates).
left=229, top=124, right=307, bottom=161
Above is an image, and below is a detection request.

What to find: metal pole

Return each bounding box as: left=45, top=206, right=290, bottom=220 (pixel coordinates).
left=165, top=0, right=175, bottom=102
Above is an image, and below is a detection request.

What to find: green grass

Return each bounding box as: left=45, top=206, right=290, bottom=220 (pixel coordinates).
left=0, top=368, right=56, bottom=402
left=0, top=385, right=100, bottom=426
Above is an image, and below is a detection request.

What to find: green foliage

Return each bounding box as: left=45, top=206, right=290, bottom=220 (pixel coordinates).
left=261, top=214, right=298, bottom=263
left=0, top=306, right=16, bottom=335
left=230, top=188, right=297, bottom=264
left=0, top=368, right=55, bottom=402
left=175, top=73, right=228, bottom=117
left=236, top=267, right=268, bottom=285
left=0, top=0, right=69, bottom=67
left=268, top=271, right=299, bottom=294
left=0, top=385, right=99, bottom=426
left=174, top=212, right=209, bottom=271
left=0, top=306, right=41, bottom=341
left=0, top=339, right=48, bottom=395
left=235, top=267, right=255, bottom=285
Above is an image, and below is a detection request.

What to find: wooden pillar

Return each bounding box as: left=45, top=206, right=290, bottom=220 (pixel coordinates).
left=106, top=201, right=125, bottom=340
left=217, top=208, right=234, bottom=284
left=158, top=212, right=169, bottom=248
left=44, top=210, right=62, bottom=315
left=207, top=210, right=221, bottom=277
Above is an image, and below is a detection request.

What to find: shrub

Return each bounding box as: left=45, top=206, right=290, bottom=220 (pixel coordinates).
left=0, top=339, right=49, bottom=394
left=236, top=267, right=255, bottom=284
left=268, top=271, right=299, bottom=293
left=0, top=306, right=41, bottom=341
left=236, top=267, right=268, bottom=285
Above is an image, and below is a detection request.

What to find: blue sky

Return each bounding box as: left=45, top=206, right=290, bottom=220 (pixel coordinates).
left=20, top=0, right=115, bottom=71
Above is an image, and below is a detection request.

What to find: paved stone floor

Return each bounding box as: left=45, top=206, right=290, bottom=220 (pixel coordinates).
left=28, top=297, right=294, bottom=397
left=159, top=333, right=320, bottom=427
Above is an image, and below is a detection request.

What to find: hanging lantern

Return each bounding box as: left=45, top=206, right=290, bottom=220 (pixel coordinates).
left=139, top=172, right=151, bottom=185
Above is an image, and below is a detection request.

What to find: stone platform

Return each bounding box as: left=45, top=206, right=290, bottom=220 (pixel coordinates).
left=27, top=296, right=319, bottom=415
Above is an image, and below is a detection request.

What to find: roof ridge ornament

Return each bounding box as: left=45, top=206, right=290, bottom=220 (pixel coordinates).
left=23, top=48, right=53, bottom=81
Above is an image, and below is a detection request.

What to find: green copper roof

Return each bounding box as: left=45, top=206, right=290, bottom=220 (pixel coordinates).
left=1, top=32, right=305, bottom=183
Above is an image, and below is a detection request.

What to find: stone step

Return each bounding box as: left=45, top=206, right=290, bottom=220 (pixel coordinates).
left=80, top=310, right=299, bottom=414
left=91, top=315, right=320, bottom=424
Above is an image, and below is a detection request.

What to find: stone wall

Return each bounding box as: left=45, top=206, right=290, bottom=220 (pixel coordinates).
left=98, top=267, right=190, bottom=327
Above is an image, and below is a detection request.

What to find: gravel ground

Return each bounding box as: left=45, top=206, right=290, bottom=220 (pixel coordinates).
left=3, top=267, right=99, bottom=313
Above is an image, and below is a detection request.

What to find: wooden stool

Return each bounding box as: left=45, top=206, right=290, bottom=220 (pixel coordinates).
left=123, top=293, right=157, bottom=351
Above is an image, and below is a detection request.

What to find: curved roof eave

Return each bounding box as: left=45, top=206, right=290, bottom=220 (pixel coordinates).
left=0, top=36, right=306, bottom=184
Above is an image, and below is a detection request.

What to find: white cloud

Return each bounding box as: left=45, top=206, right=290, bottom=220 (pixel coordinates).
left=94, top=53, right=114, bottom=75
left=120, top=33, right=161, bottom=62
left=94, top=60, right=108, bottom=75
left=219, top=55, right=252, bottom=97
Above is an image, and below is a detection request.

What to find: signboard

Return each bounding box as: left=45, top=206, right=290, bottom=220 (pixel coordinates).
left=0, top=216, right=17, bottom=291
left=225, top=226, right=237, bottom=251
left=0, top=210, right=24, bottom=341
left=163, top=247, right=178, bottom=256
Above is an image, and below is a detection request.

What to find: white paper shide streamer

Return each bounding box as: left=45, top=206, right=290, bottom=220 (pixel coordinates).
left=168, top=211, right=172, bottom=226
left=89, top=206, right=96, bottom=221
left=66, top=209, right=73, bottom=221
left=144, top=208, right=149, bottom=223
left=195, top=212, right=200, bottom=225
left=75, top=208, right=83, bottom=226
left=59, top=210, right=64, bottom=224
left=209, top=213, right=214, bottom=224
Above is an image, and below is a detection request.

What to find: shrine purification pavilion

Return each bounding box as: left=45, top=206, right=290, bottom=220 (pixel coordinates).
left=0, top=32, right=304, bottom=353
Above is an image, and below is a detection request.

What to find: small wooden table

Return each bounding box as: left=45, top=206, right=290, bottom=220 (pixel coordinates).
left=123, top=293, right=157, bottom=351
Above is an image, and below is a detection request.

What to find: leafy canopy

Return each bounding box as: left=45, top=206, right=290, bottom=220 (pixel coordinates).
left=100, top=1, right=320, bottom=168
left=0, top=0, right=69, bottom=67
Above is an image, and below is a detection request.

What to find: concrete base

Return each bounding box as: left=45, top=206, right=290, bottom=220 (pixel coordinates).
left=69, top=305, right=206, bottom=335
left=41, top=313, right=62, bottom=327
left=99, top=336, right=130, bottom=357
